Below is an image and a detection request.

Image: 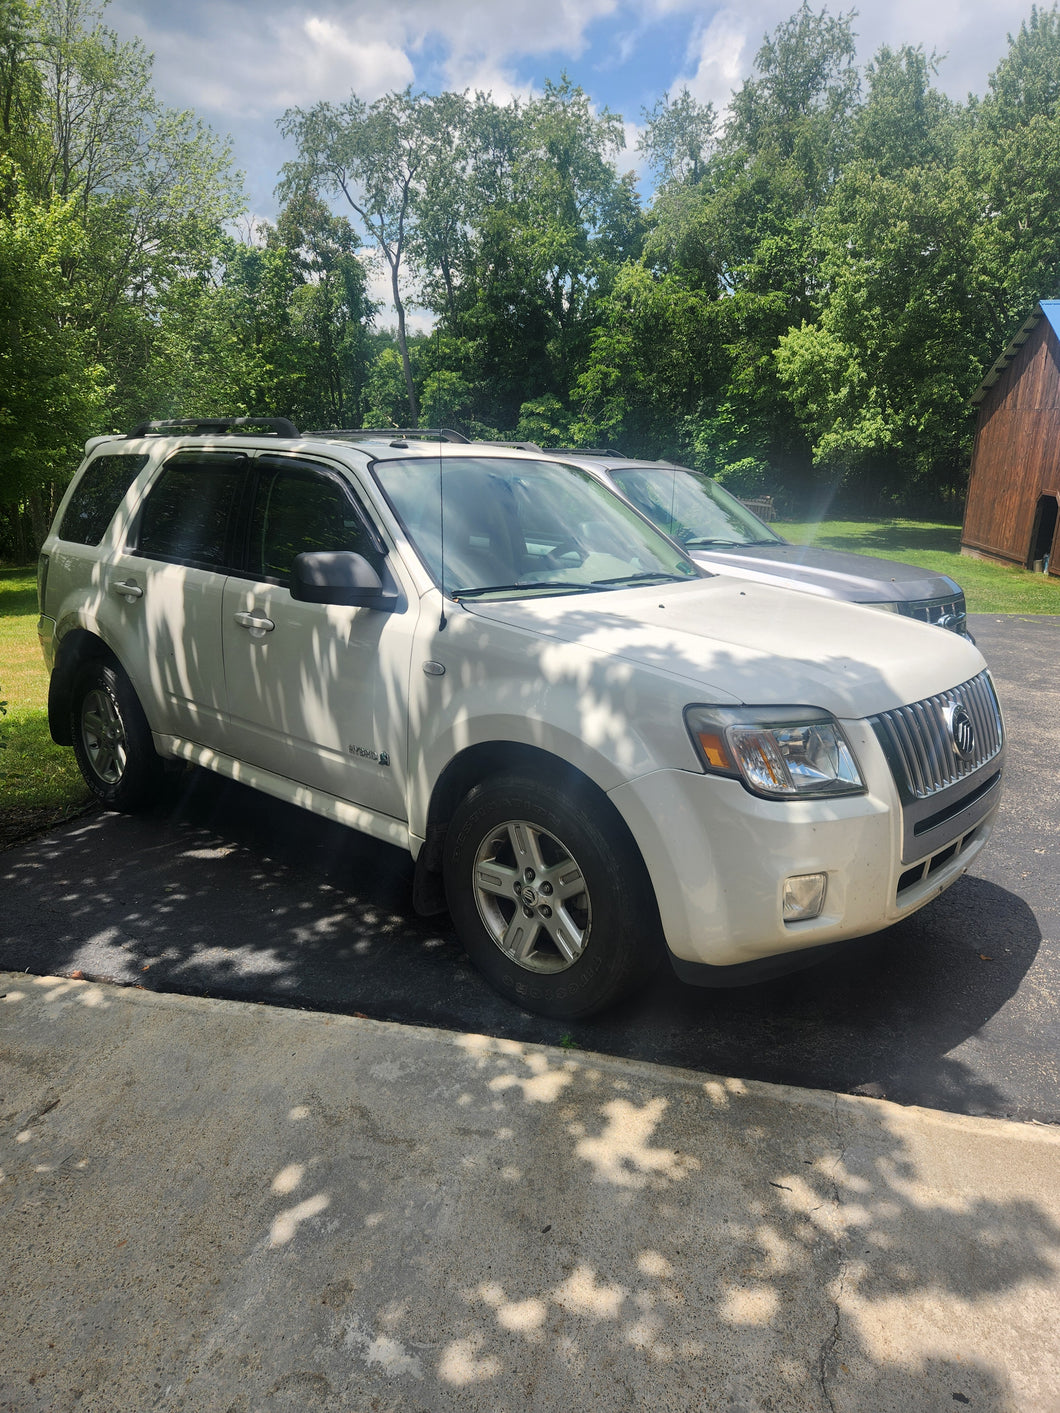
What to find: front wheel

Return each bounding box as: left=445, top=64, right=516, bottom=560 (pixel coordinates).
left=443, top=775, right=660, bottom=1018
left=70, top=660, right=164, bottom=811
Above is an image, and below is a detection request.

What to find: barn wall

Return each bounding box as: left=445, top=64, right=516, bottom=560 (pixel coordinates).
left=962, top=319, right=1060, bottom=574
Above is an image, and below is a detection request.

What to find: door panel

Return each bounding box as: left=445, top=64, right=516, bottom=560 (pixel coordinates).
left=221, top=459, right=415, bottom=819
left=222, top=582, right=412, bottom=818
left=111, top=451, right=246, bottom=743
left=111, top=556, right=229, bottom=741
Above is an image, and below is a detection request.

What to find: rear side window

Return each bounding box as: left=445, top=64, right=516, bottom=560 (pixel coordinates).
left=137, top=453, right=247, bottom=569
left=57, top=454, right=150, bottom=545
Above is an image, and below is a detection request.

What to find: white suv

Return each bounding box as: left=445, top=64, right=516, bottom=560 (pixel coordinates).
left=37, top=419, right=1005, bottom=1017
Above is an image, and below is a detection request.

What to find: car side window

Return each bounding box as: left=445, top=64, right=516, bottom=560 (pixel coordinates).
left=248, top=463, right=382, bottom=584
left=58, top=453, right=151, bottom=546
left=136, top=453, right=247, bottom=569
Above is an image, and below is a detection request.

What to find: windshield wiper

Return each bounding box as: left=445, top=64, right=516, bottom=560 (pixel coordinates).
left=452, top=581, right=593, bottom=599
left=588, top=571, right=692, bottom=588
left=682, top=537, right=745, bottom=548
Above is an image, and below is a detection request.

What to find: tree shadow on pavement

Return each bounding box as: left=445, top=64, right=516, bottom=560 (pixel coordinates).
left=3, top=989, right=1057, bottom=1411
left=0, top=761, right=1047, bottom=1123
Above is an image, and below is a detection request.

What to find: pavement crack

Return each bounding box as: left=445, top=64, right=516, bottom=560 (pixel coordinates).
left=817, top=1093, right=848, bottom=1413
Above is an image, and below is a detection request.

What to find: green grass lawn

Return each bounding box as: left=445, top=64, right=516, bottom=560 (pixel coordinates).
left=776, top=518, right=1060, bottom=615
left=0, top=567, right=91, bottom=843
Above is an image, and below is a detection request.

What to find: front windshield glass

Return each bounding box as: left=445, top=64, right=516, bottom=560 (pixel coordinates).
left=372, top=456, right=700, bottom=599
left=609, top=465, right=784, bottom=549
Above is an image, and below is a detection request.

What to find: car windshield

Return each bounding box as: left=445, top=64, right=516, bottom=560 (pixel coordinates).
left=372, top=455, right=701, bottom=599
left=609, top=465, right=784, bottom=549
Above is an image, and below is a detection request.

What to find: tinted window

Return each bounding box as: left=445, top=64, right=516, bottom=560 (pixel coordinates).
left=58, top=454, right=150, bottom=545
left=137, top=454, right=246, bottom=568
left=248, top=465, right=379, bottom=582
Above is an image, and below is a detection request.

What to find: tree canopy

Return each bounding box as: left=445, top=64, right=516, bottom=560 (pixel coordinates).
left=5, top=1, right=1060, bottom=556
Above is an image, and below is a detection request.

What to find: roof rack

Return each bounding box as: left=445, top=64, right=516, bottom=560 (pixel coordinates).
left=126, top=417, right=300, bottom=439
left=311, top=427, right=471, bottom=444
left=543, top=446, right=622, bottom=457
left=471, top=439, right=542, bottom=451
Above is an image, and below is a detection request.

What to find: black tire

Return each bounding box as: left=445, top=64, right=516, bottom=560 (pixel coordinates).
left=443, top=774, right=661, bottom=1018
left=69, top=659, right=164, bottom=811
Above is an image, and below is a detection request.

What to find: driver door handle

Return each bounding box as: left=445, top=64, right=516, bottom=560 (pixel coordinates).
left=234, top=611, right=275, bottom=638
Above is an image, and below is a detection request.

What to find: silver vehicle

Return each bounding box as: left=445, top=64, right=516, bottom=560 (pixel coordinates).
left=546, top=450, right=970, bottom=635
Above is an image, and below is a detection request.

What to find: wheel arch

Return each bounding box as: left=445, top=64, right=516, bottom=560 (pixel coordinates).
left=418, top=741, right=660, bottom=914
left=48, top=629, right=119, bottom=745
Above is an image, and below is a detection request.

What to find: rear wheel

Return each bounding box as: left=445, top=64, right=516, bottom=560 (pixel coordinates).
left=443, top=774, right=660, bottom=1018
left=70, top=660, right=163, bottom=811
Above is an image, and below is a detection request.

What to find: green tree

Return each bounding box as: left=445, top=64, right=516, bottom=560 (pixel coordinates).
left=635, top=5, right=861, bottom=487
left=573, top=262, right=722, bottom=455
left=270, top=194, right=374, bottom=428
left=0, top=162, right=106, bottom=541
left=0, top=0, right=45, bottom=190
left=1, top=0, right=243, bottom=518
left=639, top=88, right=717, bottom=189
left=417, top=79, right=641, bottom=433
left=279, top=87, right=464, bottom=423
left=773, top=43, right=978, bottom=503
left=962, top=6, right=1060, bottom=335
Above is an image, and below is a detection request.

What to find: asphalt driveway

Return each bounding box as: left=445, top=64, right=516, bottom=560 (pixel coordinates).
left=2, top=614, right=1057, bottom=1123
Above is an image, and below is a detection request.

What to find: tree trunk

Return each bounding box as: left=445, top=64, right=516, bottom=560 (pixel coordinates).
left=390, top=258, right=419, bottom=425
left=27, top=490, right=48, bottom=554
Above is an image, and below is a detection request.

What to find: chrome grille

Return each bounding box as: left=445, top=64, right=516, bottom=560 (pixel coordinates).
left=871, top=671, right=1003, bottom=802
left=900, top=593, right=968, bottom=634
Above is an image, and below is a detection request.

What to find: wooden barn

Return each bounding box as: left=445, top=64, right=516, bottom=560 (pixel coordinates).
left=962, top=299, right=1060, bottom=576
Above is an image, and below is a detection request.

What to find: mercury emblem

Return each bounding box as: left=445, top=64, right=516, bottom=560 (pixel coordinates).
left=946, top=704, right=976, bottom=761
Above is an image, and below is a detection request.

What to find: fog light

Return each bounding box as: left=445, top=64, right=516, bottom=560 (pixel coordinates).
left=783, top=873, right=827, bottom=922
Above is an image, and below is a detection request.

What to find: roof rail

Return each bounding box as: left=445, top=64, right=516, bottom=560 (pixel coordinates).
left=126, top=417, right=300, bottom=439
left=311, top=427, right=471, bottom=444
left=470, top=439, right=543, bottom=451
left=543, top=446, right=622, bottom=457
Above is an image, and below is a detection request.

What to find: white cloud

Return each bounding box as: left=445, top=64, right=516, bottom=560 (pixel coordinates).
left=113, top=0, right=620, bottom=119
left=125, top=8, right=414, bottom=118
left=402, top=0, right=620, bottom=65
left=662, top=0, right=1042, bottom=111
left=678, top=7, right=760, bottom=112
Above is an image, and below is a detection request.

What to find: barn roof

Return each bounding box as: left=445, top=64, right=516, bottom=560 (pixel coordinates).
left=971, top=300, right=1060, bottom=404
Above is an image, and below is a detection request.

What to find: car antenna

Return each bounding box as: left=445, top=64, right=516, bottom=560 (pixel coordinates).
left=437, top=433, right=447, bottom=630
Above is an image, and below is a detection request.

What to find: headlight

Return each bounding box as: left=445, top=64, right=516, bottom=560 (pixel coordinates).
left=684, top=706, right=865, bottom=799
left=867, top=601, right=900, bottom=613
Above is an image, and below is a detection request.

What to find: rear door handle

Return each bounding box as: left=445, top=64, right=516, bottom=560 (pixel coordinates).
left=111, top=579, right=143, bottom=601
left=234, top=611, right=275, bottom=639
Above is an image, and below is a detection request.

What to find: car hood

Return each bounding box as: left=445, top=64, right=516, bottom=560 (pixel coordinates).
left=689, top=542, right=961, bottom=604
left=462, top=577, right=985, bottom=720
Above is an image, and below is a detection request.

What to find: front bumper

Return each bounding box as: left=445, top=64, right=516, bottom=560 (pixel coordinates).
left=607, top=718, right=999, bottom=974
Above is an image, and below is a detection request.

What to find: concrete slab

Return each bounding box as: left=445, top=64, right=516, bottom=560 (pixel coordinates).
left=2, top=973, right=1059, bottom=1412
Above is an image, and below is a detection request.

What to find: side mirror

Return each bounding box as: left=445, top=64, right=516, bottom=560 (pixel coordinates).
left=291, top=551, right=400, bottom=610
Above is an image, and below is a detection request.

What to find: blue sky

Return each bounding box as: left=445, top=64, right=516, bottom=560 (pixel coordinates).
left=105, top=0, right=1046, bottom=320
